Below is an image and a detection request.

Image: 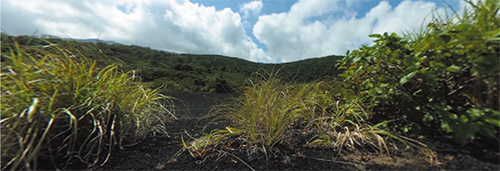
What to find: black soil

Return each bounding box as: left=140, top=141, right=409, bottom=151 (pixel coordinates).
left=100, top=92, right=500, bottom=170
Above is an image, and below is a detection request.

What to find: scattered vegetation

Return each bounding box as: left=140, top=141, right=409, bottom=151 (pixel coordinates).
left=183, top=73, right=404, bottom=162
left=0, top=0, right=498, bottom=170
left=1, top=34, right=343, bottom=93
left=1, top=41, right=170, bottom=170
left=183, top=0, right=499, bottom=166
left=338, top=0, right=499, bottom=146
left=182, top=73, right=307, bottom=159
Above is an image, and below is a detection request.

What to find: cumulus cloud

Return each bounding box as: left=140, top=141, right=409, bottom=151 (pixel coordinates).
left=370, top=1, right=439, bottom=34
left=253, top=0, right=338, bottom=62
left=240, top=0, right=263, bottom=18
left=1, top=0, right=454, bottom=63
left=1, top=0, right=270, bottom=62
left=253, top=0, right=446, bottom=62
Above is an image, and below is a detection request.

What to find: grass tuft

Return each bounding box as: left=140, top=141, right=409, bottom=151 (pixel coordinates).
left=1, top=41, right=170, bottom=170
left=185, top=72, right=407, bottom=160
left=224, top=72, right=305, bottom=150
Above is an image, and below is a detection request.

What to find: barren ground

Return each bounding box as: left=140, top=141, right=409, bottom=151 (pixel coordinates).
left=100, top=92, right=500, bottom=170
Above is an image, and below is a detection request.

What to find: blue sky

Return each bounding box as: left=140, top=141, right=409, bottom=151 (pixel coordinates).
left=1, top=0, right=464, bottom=63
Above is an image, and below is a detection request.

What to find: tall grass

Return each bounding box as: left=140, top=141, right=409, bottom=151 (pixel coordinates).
left=305, top=98, right=398, bottom=155
left=183, top=73, right=309, bottom=158
left=1, top=42, right=169, bottom=170
left=223, top=73, right=308, bottom=150
left=185, top=73, right=403, bottom=160
left=294, top=81, right=400, bottom=155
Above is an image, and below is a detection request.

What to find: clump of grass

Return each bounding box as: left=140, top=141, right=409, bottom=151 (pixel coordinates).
left=223, top=72, right=307, bottom=150
left=289, top=81, right=401, bottom=155
left=183, top=72, right=308, bottom=157
left=1, top=42, right=170, bottom=170
left=305, top=99, right=398, bottom=155
left=185, top=72, right=406, bottom=161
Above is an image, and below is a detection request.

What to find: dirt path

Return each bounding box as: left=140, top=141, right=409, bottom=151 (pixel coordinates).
left=100, top=92, right=499, bottom=170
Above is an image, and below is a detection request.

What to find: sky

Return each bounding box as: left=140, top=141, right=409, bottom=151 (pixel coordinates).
left=1, top=0, right=466, bottom=63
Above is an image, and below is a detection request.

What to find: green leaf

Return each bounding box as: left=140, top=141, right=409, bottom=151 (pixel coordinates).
left=405, top=65, right=418, bottom=74
left=413, top=89, right=422, bottom=96
left=441, top=122, right=452, bottom=133
left=402, top=127, right=409, bottom=133
left=484, top=109, right=500, bottom=126
left=446, top=65, right=461, bottom=72
left=423, top=71, right=438, bottom=86
left=459, top=115, right=469, bottom=123
left=423, top=113, right=434, bottom=122
left=485, top=118, right=500, bottom=127
left=352, top=56, right=361, bottom=63
left=432, top=61, right=446, bottom=68
left=466, top=108, right=483, bottom=120
left=369, top=34, right=382, bottom=38
left=400, top=71, right=417, bottom=85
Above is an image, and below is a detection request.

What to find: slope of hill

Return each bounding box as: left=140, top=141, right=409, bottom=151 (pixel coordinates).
left=1, top=34, right=343, bottom=92
left=73, top=38, right=118, bottom=44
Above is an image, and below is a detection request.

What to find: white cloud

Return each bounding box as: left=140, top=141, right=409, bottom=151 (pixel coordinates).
left=1, top=0, right=453, bottom=63
left=1, top=0, right=270, bottom=62
left=370, top=1, right=438, bottom=35
left=253, top=0, right=446, bottom=62
left=253, top=0, right=338, bottom=62
left=240, top=0, right=263, bottom=18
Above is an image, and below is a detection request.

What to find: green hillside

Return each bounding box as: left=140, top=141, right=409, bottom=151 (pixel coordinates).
left=1, top=34, right=343, bottom=92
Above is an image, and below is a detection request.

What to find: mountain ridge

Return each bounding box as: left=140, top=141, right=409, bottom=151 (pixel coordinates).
left=1, top=34, right=344, bottom=92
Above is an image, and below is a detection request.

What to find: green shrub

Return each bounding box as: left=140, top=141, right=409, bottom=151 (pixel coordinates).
left=1, top=43, right=169, bottom=170
left=338, top=0, right=499, bottom=145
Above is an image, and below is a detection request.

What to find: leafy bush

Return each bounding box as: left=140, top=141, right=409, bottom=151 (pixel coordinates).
left=1, top=43, right=169, bottom=170
left=338, top=0, right=499, bottom=145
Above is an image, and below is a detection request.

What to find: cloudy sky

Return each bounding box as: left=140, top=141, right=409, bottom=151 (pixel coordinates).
left=1, top=0, right=465, bottom=63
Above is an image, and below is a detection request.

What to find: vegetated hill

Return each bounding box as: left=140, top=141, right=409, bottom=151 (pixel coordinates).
left=73, top=38, right=118, bottom=45
left=1, top=34, right=343, bottom=92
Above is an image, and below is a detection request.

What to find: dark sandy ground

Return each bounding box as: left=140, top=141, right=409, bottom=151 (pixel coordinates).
left=100, top=92, right=500, bottom=170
